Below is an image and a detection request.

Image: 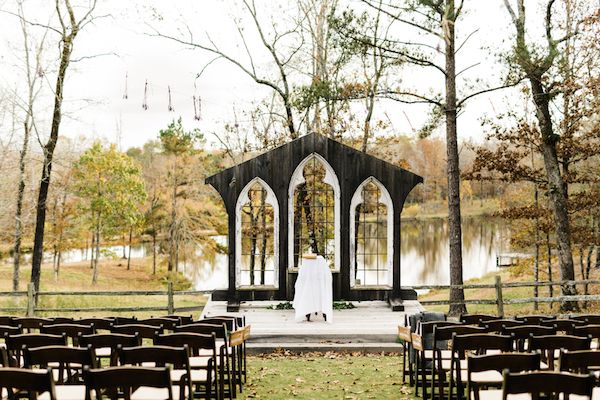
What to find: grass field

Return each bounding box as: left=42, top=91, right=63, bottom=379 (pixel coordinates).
left=242, top=352, right=414, bottom=400
left=0, top=256, right=206, bottom=318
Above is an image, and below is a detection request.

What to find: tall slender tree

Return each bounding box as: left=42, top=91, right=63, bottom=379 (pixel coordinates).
left=29, top=0, right=99, bottom=295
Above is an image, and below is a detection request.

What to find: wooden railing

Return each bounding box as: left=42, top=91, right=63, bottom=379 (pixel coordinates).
left=0, top=282, right=212, bottom=316
left=404, top=276, right=600, bottom=316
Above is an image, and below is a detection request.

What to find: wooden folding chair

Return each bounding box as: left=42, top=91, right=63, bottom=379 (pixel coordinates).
left=155, top=333, right=219, bottom=399
left=482, top=319, right=523, bottom=333
left=24, top=345, right=96, bottom=400
left=111, top=323, right=163, bottom=342
left=5, top=333, right=67, bottom=367
left=11, top=317, right=52, bottom=333
left=118, top=345, right=194, bottom=400
left=559, top=349, right=600, bottom=376
left=528, top=334, right=591, bottom=370
left=137, top=318, right=180, bottom=331
left=0, top=367, right=57, bottom=400
left=431, top=325, right=485, bottom=400
left=76, top=318, right=115, bottom=332
left=84, top=366, right=173, bottom=400
left=460, top=314, right=497, bottom=325
left=539, top=318, right=585, bottom=334
left=78, top=332, right=141, bottom=366
left=398, top=325, right=413, bottom=386
left=41, top=323, right=96, bottom=346
left=501, top=370, right=594, bottom=400
left=500, top=324, right=555, bottom=351
left=449, top=333, right=513, bottom=400
left=571, top=324, right=600, bottom=349
left=571, top=314, right=600, bottom=324
left=467, top=352, right=540, bottom=400
left=515, top=315, right=555, bottom=325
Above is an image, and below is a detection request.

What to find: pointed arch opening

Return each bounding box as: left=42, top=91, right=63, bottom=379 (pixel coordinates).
left=235, top=178, right=279, bottom=288
left=288, top=153, right=341, bottom=271
left=350, top=177, right=393, bottom=288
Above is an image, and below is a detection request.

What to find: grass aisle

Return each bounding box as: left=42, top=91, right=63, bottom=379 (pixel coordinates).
left=242, top=352, right=414, bottom=399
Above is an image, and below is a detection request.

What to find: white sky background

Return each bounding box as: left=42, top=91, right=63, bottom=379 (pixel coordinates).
left=0, top=0, right=545, bottom=152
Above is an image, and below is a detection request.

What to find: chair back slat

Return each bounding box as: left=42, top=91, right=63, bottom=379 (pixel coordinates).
left=0, top=368, right=57, bottom=400
left=174, top=323, right=226, bottom=338
left=76, top=318, right=114, bottom=331
left=84, top=366, right=173, bottom=400
left=483, top=319, right=523, bottom=332
left=460, top=314, right=496, bottom=325
left=111, top=323, right=163, bottom=339
left=501, top=370, right=594, bottom=399
left=468, top=352, right=540, bottom=373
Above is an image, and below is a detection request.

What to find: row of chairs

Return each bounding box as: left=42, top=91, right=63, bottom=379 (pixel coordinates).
left=0, top=314, right=250, bottom=400
left=399, top=313, right=600, bottom=400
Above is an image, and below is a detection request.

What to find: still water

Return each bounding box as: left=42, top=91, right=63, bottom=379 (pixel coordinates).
left=15, top=216, right=508, bottom=290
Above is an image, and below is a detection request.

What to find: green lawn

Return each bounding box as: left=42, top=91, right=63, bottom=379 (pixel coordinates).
left=242, top=352, right=415, bottom=400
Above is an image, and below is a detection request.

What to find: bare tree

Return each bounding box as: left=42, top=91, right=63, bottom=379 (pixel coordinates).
left=11, top=0, right=48, bottom=291
left=150, top=0, right=303, bottom=139
left=30, top=0, right=99, bottom=295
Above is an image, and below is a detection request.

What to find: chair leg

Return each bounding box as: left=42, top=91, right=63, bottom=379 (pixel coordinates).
left=402, top=342, right=406, bottom=384
left=414, top=352, right=420, bottom=397
left=409, top=345, right=414, bottom=387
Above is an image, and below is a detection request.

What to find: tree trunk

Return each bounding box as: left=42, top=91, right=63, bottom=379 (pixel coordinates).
left=529, top=77, right=578, bottom=312
left=30, top=34, right=75, bottom=295
left=127, top=226, right=133, bottom=270
left=13, top=120, right=31, bottom=292
left=444, top=0, right=466, bottom=316
left=89, top=231, right=95, bottom=269
left=547, top=231, right=553, bottom=301
left=152, top=228, right=157, bottom=275
left=168, top=161, right=177, bottom=272
left=92, top=222, right=100, bottom=284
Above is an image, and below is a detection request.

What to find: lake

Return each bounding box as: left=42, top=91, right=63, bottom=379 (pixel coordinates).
left=7, top=216, right=509, bottom=290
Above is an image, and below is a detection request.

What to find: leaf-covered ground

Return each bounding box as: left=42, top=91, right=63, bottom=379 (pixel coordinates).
left=242, top=351, right=415, bottom=399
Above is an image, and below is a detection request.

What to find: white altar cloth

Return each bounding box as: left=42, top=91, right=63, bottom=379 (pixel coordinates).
left=293, top=255, right=333, bottom=323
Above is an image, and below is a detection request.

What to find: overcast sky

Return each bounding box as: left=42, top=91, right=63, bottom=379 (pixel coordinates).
left=0, top=0, right=528, bottom=151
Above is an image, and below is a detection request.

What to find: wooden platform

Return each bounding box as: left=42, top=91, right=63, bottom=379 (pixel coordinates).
left=202, top=298, right=424, bottom=353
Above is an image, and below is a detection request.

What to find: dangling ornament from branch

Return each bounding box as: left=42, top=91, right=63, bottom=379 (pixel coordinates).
left=122, top=72, right=128, bottom=100
left=193, top=95, right=202, bottom=121
left=168, top=86, right=174, bottom=112
left=142, top=79, right=149, bottom=110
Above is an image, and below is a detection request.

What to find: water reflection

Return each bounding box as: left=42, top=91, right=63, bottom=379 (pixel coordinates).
left=3, top=217, right=508, bottom=290
left=401, top=217, right=509, bottom=286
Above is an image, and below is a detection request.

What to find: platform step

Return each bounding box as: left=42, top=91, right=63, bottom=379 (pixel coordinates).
left=248, top=333, right=397, bottom=343
left=247, top=342, right=403, bottom=354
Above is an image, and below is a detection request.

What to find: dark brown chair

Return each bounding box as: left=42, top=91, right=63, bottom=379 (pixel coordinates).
left=482, top=319, right=523, bottom=332
left=500, top=324, right=555, bottom=351
left=76, top=318, right=115, bottom=331
left=460, top=314, right=496, bottom=325
left=78, top=332, right=141, bottom=366
left=501, top=370, right=594, bottom=400
left=49, top=317, right=74, bottom=324
left=155, top=333, right=218, bottom=399
left=41, top=323, right=95, bottom=346
left=468, top=352, right=541, bottom=400
left=5, top=333, right=67, bottom=367
left=114, top=316, right=137, bottom=325
left=540, top=318, right=585, bottom=333
left=11, top=317, right=52, bottom=333
left=449, top=333, right=513, bottom=400
left=515, top=314, right=556, bottom=324
left=0, top=368, right=57, bottom=400
left=0, top=316, right=12, bottom=326
left=137, top=318, right=179, bottom=331
left=571, top=314, right=600, bottom=324
left=118, top=345, right=194, bottom=400
left=528, top=334, right=592, bottom=369
left=202, top=317, right=236, bottom=331
left=559, top=349, right=600, bottom=376
left=24, top=345, right=97, bottom=387
left=110, top=323, right=163, bottom=339
left=84, top=366, right=173, bottom=400
left=431, top=324, right=486, bottom=400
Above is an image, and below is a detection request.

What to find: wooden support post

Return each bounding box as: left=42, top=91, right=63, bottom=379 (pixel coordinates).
left=26, top=282, right=35, bottom=316
left=167, top=281, right=174, bottom=315
left=495, top=275, right=504, bottom=317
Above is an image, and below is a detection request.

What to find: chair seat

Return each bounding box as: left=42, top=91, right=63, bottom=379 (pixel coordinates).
left=424, top=349, right=452, bottom=359
left=441, top=358, right=468, bottom=370
left=189, top=356, right=222, bottom=368
left=467, top=370, right=503, bottom=384
left=170, top=368, right=209, bottom=383
left=130, top=386, right=181, bottom=400
left=38, top=385, right=86, bottom=400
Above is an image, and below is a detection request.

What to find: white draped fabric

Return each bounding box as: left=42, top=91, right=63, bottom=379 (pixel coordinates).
left=293, top=255, right=333, bottom=323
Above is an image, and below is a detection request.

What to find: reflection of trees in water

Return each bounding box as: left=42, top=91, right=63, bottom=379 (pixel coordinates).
left=401, top=217, right=508, bottom=285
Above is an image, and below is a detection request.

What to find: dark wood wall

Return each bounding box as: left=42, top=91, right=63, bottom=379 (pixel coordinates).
left=206, top=133, right=423, bottom=304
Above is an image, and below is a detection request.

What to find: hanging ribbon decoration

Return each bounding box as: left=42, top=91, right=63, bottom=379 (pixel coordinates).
left=142, top=79, right=149, bottom=110
left=123, top=72, right=128, bottom=100
left=193, top=95, right=202, bottom=121
left=168, top=86, right=174, bottom=112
